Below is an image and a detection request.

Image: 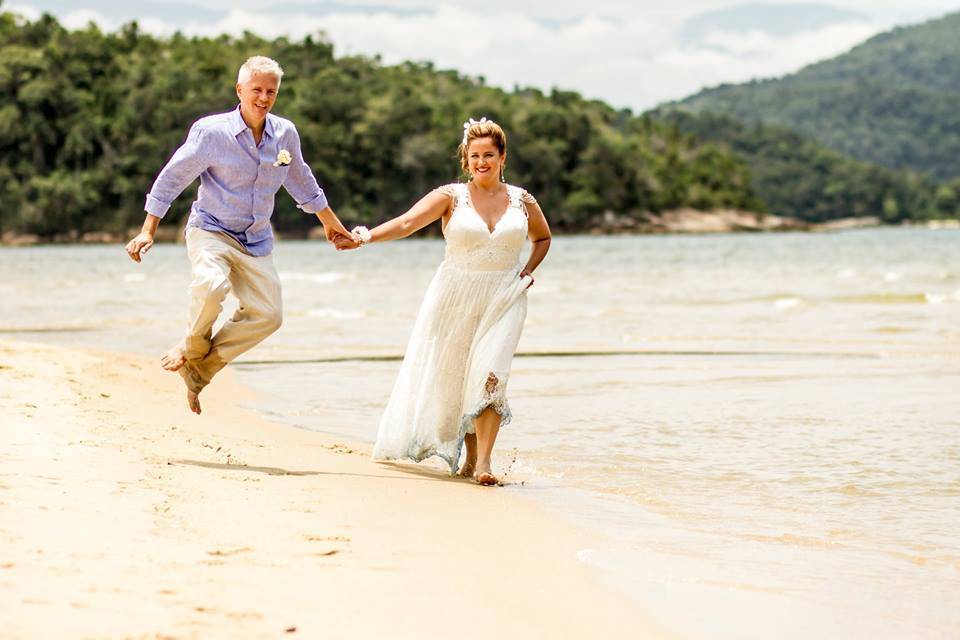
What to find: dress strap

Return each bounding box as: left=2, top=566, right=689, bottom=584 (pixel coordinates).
left=511, top=185, right=537, bottom=218
left=433, top=183, right=461, bottom=208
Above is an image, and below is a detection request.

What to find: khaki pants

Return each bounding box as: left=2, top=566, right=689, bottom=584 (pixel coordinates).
left=179, top=227, right=282, bottom=393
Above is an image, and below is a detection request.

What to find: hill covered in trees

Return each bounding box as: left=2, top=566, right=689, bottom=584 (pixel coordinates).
left=654, top=110, right=959, bottom=223
left=0, top=10, right=955, bottom=240
left=676, top=11, right=960, bottom=182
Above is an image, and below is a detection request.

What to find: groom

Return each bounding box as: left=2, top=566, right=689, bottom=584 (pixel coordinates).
left=125, top=56, right=356, bottom=414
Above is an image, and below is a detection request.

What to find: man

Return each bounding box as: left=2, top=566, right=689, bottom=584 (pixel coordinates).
left=125, top=55, right=356, bottom=414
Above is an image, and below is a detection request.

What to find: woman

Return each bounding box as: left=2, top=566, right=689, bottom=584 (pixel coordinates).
left=346, top=117, right=551, bottom=486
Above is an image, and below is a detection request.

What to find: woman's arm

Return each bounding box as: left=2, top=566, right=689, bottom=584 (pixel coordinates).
left=366, top=189, right=452, bottom=244
left=520, top=194, right=552, bottom=280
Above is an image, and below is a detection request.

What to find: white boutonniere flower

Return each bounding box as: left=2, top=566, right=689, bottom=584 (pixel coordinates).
left=273, top=149, right=292, bottom=167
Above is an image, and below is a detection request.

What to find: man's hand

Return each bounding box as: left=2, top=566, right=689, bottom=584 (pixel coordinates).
left=314, top=206, right=356, bottom=249
left=125, top=232, right=155, bottom=263
left=322, top=219, right=350, bottom=243
left=333, top=232, right=360, bottom=251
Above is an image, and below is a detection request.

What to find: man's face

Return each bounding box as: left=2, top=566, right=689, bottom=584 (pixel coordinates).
left=236, top=72, right=280, bottom=124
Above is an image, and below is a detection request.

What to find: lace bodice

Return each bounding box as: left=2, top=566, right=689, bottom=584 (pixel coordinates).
left=438, top=183, right=532, bottom=271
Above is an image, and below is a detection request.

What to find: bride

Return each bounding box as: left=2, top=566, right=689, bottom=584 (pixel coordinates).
left=342, top=117, right=551, bottom=485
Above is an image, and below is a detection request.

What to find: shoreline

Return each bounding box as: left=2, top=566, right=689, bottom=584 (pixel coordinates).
left=0, top=338, right=673, bottom=639
left=4, top=214, right=956, bottom=248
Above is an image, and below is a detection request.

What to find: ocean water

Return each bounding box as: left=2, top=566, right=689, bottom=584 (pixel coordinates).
left=2, top=228, right=958, bottom=638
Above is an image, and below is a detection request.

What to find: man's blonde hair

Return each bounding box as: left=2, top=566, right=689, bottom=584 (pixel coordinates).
left=237, top=56, right=284, bottom=86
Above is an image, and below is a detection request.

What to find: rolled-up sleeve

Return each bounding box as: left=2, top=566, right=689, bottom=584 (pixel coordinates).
left=282, top=127, right=328, bottom=214
left=144, top=124, right=210, bottom=218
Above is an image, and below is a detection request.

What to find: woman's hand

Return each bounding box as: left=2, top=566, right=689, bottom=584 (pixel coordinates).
left=519, top=269, right=535, bottom=288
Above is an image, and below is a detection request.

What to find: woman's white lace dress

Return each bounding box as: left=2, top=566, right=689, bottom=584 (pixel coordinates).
left=372, top=183, right=536, bottom=471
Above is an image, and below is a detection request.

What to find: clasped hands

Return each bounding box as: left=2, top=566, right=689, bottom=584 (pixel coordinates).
left=329, top=229, right=362, bottom=251
left=321, top=222, right=361, bottom=251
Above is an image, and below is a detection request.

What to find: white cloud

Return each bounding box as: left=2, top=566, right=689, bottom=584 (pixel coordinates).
left=5, top=1, right=959, bottom=109
left=6, top=3, right=41, bottom=20
left=169, top=6, right=885, bottom=109
left=137, top=16, right=177, bottom=37
left=61, top=9, right=115, bottom=31
left=648, top=20, right=887, bottom=102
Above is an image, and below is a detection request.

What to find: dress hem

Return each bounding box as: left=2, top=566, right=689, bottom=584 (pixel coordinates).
left=372, top=396, right=513, bottom=474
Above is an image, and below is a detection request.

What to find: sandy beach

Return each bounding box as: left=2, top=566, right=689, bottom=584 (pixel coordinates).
left=0, top=339, right=670, bottom=639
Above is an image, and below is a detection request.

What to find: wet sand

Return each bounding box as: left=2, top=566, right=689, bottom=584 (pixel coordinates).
left=0, top=339, right=670, bottom=639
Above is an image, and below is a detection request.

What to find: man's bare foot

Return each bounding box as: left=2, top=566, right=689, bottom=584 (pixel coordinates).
left=474, top=462, right=497, bottom=486
left=458, top=462, right=476, bottom=478
left=160, top=343, right=187, bottom=372
left=187, top=389, right=201, bottom=415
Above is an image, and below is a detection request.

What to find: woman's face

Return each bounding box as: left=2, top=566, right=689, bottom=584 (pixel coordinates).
left=467, top=137, right=505, bottom=183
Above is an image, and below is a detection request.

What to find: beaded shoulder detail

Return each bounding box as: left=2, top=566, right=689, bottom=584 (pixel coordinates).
left=434, top=183, right=460, bottom=202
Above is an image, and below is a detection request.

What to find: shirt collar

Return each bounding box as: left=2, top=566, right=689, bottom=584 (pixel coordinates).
left=230, top=104, right=276, bottom=139
left=230, top=105, right=248, bottom=136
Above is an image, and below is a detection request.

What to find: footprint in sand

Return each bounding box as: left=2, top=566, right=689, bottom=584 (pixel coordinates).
left=323, top=443, right=359, bottom=455
left=302, top=534, right=350, bottom=557
left=206, top=546, right=254, bottom=557
left=201, top=441, right=245, bottom=466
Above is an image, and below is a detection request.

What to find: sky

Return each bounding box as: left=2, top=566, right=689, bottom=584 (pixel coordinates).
left=6, top=0, right=960, bottom=110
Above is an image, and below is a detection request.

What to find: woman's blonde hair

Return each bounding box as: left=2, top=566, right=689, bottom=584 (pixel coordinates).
left=458, top=119, right=508, bottom=176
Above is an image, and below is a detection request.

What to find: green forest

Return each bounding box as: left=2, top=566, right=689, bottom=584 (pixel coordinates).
left=656, top=110, right=960, bottom=223
left=0, top=9, right=956, bottom=240
left=679, top=11, right=960, bottom=182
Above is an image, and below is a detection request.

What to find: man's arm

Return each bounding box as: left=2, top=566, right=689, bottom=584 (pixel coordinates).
left=281, top=127, right=351, bottom=244
left=125, top=124, right=210, bottom=263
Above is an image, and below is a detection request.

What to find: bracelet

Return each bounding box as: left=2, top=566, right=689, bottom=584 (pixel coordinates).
left=351, top=226, right=372, bottom=245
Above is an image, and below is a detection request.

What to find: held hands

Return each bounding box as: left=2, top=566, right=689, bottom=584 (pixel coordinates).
left=125, top=232, right=154, bottom=263
left=332, top=231, right=361, bottom=251
left=321, top=220, right=359, bottom=251
left=329, top=224, right=368, bottom=251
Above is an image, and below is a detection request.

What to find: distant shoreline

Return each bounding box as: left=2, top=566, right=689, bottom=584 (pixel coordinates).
left=1, top=213, right=957, bottom=247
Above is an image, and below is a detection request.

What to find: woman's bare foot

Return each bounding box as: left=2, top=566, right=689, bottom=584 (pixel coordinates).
left=187, top=389, right=201, bottom=415
left=459, top=433, right=477, bottom=477
left=473, top=462, right=497, bottom=486
left=161, top=342, right=187, bottom=372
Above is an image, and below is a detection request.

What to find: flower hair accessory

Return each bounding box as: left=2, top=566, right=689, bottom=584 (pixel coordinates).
left=462, top=117, right=491, bottom=145
left=273, top=149, right=292, bottom=167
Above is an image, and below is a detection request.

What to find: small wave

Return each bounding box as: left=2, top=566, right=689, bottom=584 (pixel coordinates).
left=826, top=293, right=931, bottom=305
left=737, top=532, right=845, bottom=549
left=872, top=326, right=913, bottom=334
left=123, top=273, right=146, bottom=282
left=835, top=483, right=882, bottom=497
left=508, top=457, right=565, bottom=479
left=279, top=271, right=345, bottom=284
left=888, top=550, right=960, bottom=569
left=773, top=297, right=802, bottom=310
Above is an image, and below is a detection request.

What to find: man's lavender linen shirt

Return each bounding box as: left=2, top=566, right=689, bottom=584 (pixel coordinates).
left=144, top=105, right=328, bottom=256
